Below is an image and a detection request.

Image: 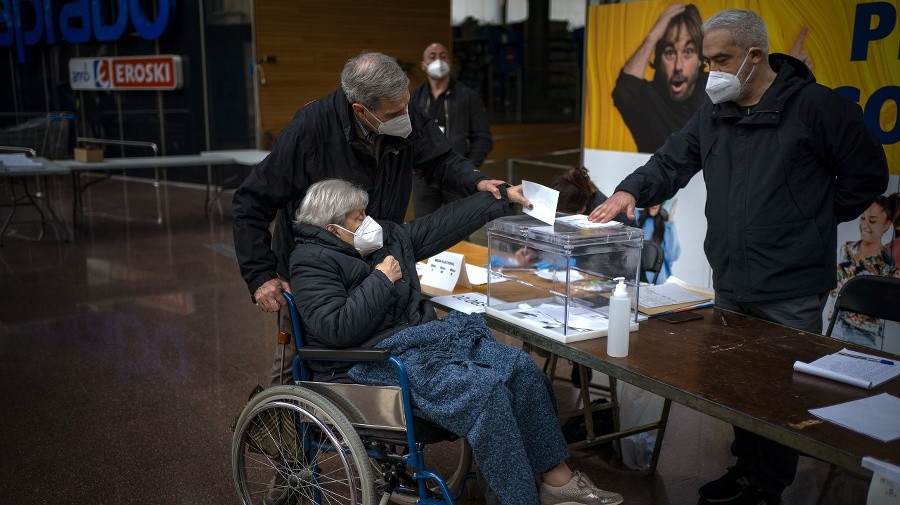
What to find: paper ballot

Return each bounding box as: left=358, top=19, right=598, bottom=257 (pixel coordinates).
left=522, top=180, right=559, bottom=225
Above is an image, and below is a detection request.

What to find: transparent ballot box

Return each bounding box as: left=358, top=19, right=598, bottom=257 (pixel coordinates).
left=485, top=215, right=644, bottom=343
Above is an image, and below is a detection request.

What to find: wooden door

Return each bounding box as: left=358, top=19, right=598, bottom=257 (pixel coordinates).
left=254, top=1, right=451, bottom=148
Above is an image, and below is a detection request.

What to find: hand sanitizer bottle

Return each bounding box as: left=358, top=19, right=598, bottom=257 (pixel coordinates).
left=607, top=277, right=631, bottom=357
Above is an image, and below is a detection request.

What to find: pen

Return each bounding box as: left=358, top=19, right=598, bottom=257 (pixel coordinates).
left=838, top=352, right=894, bottom=365
left=719, top=311, right=728, bottom=327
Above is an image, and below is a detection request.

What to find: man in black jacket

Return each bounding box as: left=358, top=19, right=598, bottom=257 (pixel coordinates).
left=590, top=9, right=888, bottom=505
left=232, top=51, right=530, bottom=384
left=410, top=42, right=494, bottom=217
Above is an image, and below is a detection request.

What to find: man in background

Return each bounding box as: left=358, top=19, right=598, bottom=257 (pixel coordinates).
left=612, top=3, right=707, bottom=153
left=410, top=42, right=494, bottom=217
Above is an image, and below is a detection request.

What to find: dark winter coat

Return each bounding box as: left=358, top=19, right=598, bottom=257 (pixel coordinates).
left=289, top=189, right=513, bottom=379
left=616, top=54, right=888, bottom=302
left=410, top=78, right=493, bottom=167
left=232, top=86, right=489, bottom=298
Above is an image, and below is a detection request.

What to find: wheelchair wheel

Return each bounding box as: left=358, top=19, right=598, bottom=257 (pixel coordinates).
left=232, top=385, right=376, bottom=505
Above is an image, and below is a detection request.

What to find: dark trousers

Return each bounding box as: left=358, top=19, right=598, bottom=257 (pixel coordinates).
left=715, top=291, right=828, bottom=495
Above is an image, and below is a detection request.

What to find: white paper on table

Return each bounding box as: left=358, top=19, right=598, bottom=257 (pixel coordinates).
left=464, top=264, right=507, bottom=285
left=534, top=269, right=585, bottom=282
left=522, top=180, right=559, bottom=225
left=428, top=292, right=488, bottom=314
left=532, top=303, right=609, bottom=332
left=808, top=393, right=900, bottom=442
left=637, top=283, right=710, bottom=309
left=792, top=361, right=872, bottom=389
left=420, top=251, right=464, bottom=292
left=554, top=214, right=621, bottom=229
left=792, top=348, right=900, bottom=389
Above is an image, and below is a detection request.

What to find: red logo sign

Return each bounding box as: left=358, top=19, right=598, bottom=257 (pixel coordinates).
left=110, top=56, right=182, bottom=89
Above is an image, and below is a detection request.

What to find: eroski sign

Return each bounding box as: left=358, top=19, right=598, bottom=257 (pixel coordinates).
left=69, top=55, right=183, bottom=90
left=0, top=0, right=176, bottom=63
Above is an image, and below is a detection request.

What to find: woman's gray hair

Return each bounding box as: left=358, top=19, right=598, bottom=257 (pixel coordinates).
left=294, top=179, right=369, bottom=228
left=341, top=51, right=410, bottom=111
left=703, top=9, right=769, bottom=54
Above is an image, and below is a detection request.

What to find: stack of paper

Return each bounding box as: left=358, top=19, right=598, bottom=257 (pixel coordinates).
left=637, top=279, right=714, bottom=315
left=809, top=393, right=900, bottom=442
left=793, top=348, right=900, bottom=389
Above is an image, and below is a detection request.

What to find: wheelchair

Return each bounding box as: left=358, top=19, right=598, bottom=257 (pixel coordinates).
left=232, top=291, right=475, bottom=505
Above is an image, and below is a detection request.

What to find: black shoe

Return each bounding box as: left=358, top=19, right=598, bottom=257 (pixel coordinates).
left=698, top=466, right=750, bottom=502
left=735, top=487, right=781, bottom=505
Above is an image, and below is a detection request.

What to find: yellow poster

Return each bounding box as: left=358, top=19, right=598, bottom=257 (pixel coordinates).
left=584, top=0, right=899, bottom=173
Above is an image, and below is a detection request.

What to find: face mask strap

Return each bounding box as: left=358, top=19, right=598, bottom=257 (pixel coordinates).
left=359, top=105, right=383, bottom=132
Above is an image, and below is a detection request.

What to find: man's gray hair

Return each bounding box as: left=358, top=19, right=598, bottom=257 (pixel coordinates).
left=294, top=179, right=369, bottom=229
left=703, top=9, right=769, bottom=54
left=341, top=51, right=410, bottom=111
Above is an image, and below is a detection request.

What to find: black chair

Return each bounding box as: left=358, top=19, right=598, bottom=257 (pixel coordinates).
left=824, top=275, right=900, bottom=343
left=641, top=240, right=665, bottom=285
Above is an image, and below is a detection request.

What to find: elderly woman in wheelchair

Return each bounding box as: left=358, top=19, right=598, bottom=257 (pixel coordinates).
left=242, top=178, right=623, bottom=505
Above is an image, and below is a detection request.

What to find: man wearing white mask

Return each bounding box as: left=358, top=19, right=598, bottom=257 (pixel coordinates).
left=233, top=51, right=530, bottom=378
left=589, top=9, right=887, bottom=505
left=410, top=42, right=494, bottom=218
left=233, top=51, right=530, bottom=505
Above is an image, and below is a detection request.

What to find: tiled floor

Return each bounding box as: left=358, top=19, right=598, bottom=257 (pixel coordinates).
left=0, top=176, right=869, bottom=504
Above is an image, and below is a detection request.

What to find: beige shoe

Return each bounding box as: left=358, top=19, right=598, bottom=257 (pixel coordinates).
left=539, top=471, right=624, bottom=505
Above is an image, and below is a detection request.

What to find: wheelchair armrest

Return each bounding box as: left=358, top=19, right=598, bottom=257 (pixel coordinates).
left=296, top=346, right=391, bottom=362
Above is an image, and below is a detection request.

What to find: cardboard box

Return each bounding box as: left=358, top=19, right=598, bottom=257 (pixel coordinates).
left=74, top=146, right=104, bottom=162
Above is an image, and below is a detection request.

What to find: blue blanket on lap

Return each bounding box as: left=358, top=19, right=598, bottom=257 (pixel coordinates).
left=348, top=311, right=521, bottom=437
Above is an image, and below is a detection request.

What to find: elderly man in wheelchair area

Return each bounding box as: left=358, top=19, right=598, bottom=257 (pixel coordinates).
left=287, top=178, right=625, bottom=505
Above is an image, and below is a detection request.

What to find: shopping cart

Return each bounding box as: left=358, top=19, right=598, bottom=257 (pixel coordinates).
left=0, top=113, right=74, bottom=160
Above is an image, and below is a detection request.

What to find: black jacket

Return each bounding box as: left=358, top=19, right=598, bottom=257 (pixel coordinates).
left=616, top=54, right=888, bottom=302
left=410, top=78, right=493, bottom=167
left=232, top=87, right=489, bottom=296
left=289, top=189, right=513, bottom=378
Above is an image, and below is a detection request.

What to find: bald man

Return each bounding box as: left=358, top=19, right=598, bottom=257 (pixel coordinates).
left=410, top=42, right=494, bottom=218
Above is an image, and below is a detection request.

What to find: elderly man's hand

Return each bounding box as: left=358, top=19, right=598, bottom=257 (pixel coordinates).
left=254, top=278, right=291, bottom=312
left=588, top=191, right=637, bottom=223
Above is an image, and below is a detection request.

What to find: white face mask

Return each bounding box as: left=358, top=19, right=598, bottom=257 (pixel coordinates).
left=362, top=105, right=412, bottom=138
left=334, top=216, right=383, bottom=257
left=426, top=60, right=450, bottom=79
left=705, top=51, right=755, bottom=104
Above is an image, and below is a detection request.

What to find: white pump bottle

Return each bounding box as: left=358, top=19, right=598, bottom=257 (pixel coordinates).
left=607, top=277, right=631, bottom=357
